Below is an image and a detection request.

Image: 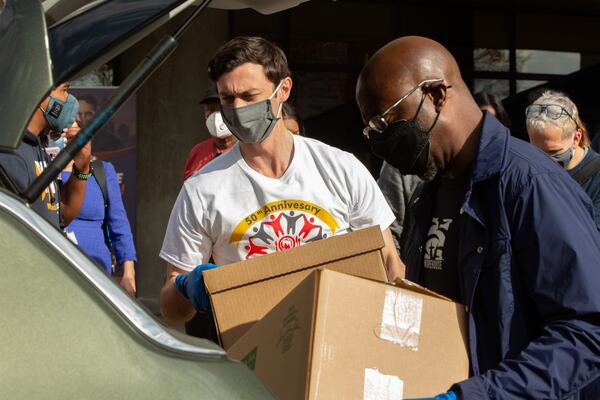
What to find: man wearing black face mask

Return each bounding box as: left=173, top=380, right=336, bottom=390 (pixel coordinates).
left=159, top=36, right=403, bottom=324
left=0, top=82, right=91, bottom=228
left=356, top=36, right=600, bottom=400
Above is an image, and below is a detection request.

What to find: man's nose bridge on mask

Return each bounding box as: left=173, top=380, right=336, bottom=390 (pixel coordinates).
left=230, top=97, right=249, bottom=108
left=229, top=81, right=283, bottom=109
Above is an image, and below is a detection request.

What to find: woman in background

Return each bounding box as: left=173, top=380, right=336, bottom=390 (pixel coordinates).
left=474, top=91, right=511, bottom=127
left=59, top=124, right=137, bottom=295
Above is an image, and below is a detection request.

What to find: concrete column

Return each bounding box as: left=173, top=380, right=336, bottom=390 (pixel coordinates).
left=115, top=7, right=229, bottom=314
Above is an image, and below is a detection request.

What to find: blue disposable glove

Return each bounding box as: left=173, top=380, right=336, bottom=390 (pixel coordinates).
left=408, top=391, right=457, bottom=400
left=175, top=263, right=218, bottom=311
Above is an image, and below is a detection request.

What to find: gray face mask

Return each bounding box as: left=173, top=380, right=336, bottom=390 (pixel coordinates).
left=550, top=147, right=574, bottom=168
left=220, top=81, right=283, bottom=144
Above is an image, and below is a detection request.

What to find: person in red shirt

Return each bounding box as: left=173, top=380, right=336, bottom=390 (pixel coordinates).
left=183, top=86, right=237, bottom=180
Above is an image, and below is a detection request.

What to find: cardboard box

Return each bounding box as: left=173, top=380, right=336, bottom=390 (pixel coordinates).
left=228, top=269, right=469, bottom=400
left=203, top=226, right=388, bottom=349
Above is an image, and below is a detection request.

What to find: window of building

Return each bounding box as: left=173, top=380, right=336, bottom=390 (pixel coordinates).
left=516, top=50, right=580, bottom=74
left=473, top=48, right=581, bottom=99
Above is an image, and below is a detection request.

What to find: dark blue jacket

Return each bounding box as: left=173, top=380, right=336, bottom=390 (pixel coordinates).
left=0, top=131, right=60, bottom=227
left=569, top=149, right=600, bottom=232
left=400, top=114, right=600, bottom=399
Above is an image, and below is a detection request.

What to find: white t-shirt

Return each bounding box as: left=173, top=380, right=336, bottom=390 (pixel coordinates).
left=160, top=134, right=395, bottom=271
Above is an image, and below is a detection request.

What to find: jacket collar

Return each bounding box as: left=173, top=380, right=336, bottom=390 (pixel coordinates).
left=470, top=112, right=510, bottom=185
left=458, top=112, right=511, bottom=228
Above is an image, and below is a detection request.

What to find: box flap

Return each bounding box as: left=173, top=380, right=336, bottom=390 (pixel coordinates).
left=204, top=226, right=384, bottom=294
left=393, top=278, right=454, bottom=302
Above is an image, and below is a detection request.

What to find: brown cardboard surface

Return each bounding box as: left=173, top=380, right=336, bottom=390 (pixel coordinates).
left=204, top=226, right=385, bottom=294
left=228, top=271, right=320, bottom=400
left=229, top=269, right=469, bottom=400
left=204, top=226, right=388, bottom=349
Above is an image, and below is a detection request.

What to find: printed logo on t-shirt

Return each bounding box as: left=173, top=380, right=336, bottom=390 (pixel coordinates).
left=229, top=199, right=340, bottom=259
left=423, top=218, right=453, bottom=270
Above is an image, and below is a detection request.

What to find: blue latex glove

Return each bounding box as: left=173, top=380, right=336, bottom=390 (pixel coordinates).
left=175, top=263, right=218, bottom=311
left=408, top=391, right=457, bottom=400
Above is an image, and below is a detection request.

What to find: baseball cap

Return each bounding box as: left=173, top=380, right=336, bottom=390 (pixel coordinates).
left=199, top=86, right=220, bottom=104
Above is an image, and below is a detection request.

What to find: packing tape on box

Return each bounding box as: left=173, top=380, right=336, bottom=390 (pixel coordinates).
left=363, top=368, right=404, bottom=400
left=377, top=288, right=423, bottom=350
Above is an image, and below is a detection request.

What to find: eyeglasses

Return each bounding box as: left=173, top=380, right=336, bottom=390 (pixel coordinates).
left=525, top=103, right=579, bottom=128
left=363, top=78, right=445, bottom=139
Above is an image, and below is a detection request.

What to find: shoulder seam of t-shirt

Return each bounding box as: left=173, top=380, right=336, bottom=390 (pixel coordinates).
left=183, top=179, right=209, bottom=230
left=300, top=135, right=353, bottom=157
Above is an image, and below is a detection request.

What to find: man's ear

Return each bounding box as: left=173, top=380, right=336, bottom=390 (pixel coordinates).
left=572, top=128, right=583, bottom=148
left=279, top=76, right=293, bottom=103
left=426, top=82, right=449, bottom=112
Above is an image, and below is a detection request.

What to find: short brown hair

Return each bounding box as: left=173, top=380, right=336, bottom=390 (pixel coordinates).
left=208, top=36, right=291, bottom=85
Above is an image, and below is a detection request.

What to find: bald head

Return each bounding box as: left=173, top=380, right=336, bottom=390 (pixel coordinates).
left=356, top=36, right=485, bottom=179
left=356, top=36, right=466, bottom=121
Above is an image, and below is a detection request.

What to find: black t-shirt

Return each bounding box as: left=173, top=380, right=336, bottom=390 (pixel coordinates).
left=0, top=131, right=61, bottom=228
left=421, top=170, right=470, bottom=302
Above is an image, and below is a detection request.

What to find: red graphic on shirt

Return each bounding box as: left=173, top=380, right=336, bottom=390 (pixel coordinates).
left=243, top=210, right=328, bottom=259
left=263, top=213, right=284, bottom=237
left=298, top=215, right=322, bottom=239
left=276, top=235, right=301, bottom=251
left=244, top=238, right=269, bottom=259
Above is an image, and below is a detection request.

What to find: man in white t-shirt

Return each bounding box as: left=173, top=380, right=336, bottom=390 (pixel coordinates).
left=159, top=36, right=403, bottom=323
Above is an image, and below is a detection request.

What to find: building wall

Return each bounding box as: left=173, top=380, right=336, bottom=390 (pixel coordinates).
left=114, top=7, right=229, bottom=312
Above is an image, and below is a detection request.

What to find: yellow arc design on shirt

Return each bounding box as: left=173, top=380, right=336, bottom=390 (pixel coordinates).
left=229, top=199, right=339, bottom=244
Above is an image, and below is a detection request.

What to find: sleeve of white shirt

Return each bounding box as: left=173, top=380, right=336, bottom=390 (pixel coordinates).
left=347, top=154, right=396, bottom=232
left=159, top=184, right=212, bottom=271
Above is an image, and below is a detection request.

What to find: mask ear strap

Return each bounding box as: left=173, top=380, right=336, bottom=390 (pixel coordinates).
left=412, top=94, right=426, bottom=120
left=270, top=80, right=285, bottom=118
left=40, top=94, right=55, bottom=114
left=427, top=108, right=441, bottom=134
left=269, top=81, right=284, bottom=99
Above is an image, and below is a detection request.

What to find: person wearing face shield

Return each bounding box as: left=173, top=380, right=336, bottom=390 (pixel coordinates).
left=159, top=36, right=403, bottom=324
left=526, top=91, right=600, bottom=231
left=183, top=86, right=238, bottom=181
left=356, top=36, right=600, bottom=400
left=0, top=83, right=91, bottom=228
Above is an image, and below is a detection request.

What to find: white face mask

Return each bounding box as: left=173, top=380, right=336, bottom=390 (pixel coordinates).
left=205, top=111, right=232, bottom=139
left=45, top=136, right=67, bottom=160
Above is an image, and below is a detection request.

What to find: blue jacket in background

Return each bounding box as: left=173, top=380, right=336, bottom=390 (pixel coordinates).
left=62, top=161, right=136, bottom=273
left=400, top=114, right=600, bottom=399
